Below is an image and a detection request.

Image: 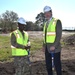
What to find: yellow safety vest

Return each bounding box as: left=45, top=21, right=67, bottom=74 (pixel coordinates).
left=43, top=18, right=58, bottom=43
left=11, top=29, right=28, bottom=56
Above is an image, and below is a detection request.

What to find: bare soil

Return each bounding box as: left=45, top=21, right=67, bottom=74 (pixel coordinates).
left=0, top=47, right=75, bottom=75
left=0, top=31, right=75, bottom=75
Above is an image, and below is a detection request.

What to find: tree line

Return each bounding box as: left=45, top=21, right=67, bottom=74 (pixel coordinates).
left=0, top=10, right=45, bottom=33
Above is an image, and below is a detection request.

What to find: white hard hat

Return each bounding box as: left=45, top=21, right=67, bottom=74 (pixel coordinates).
left=18, top=17, right=26, bottom=25
left=43, top=6, right=52, bottom=13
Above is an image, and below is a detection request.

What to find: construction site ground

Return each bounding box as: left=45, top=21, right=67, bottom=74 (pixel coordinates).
left=0, top=31, right=75, bottom=75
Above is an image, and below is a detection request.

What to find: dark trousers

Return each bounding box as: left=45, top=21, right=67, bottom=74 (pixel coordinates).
left=45, top=47, right=62, bottom=75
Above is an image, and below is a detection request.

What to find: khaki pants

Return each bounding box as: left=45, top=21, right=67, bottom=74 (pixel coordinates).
left=14, top=56, right=30, bottom=75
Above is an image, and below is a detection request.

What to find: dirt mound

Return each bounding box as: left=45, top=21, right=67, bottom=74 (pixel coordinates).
left=63, top=34, right=75, bottom=45
left=0, top=62, right=14, bottom=75
left=0, top=60, right=75, bottom=75
left=62, top=60, right=75, bottom=75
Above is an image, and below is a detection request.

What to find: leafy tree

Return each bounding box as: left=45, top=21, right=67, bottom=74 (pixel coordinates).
left=0, top=10, right=18, bottom=32
left=35, top=12, right=46, bottom=31
left=25, top=21, right=35, bottom=31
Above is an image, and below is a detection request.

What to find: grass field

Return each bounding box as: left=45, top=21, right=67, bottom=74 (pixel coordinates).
left=0, top=35, right=42, bottom=61
left=0, top=32, right=75, bottom=75
left=0, top=31, right=73, bottom=62
left=0, top=36, right=11, bottom=61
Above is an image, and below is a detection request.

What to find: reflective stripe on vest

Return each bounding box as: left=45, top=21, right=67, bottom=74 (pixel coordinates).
left=11, top=29, right=28, bottom=56
left=43, top=18, right=57, bottom=43
left=43, top=32, right=56, bottom=36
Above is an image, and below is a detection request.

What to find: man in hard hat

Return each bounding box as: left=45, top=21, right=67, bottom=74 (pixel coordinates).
left=43, top=6, right=62, bottom=75
left=11, top=17, right=31, bottom=75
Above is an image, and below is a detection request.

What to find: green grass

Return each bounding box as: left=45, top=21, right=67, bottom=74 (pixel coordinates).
left=30, top=38, right=43, bottom=51
left=0, top=36, right=12, bottom=61
left=0, top=36, right=43, bottom=62
left=61, top=41, right=66, bottom=47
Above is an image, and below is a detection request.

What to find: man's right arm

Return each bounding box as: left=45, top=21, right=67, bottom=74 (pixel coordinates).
left=11, top=33, right=26, bottom=49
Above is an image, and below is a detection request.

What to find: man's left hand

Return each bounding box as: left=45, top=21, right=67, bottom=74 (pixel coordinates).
left=50, top=46, right=55, bottom=51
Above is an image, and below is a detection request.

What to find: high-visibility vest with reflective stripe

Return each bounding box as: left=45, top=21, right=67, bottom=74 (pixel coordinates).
left=11, top=29, right=28, bottom=56
left=43, top=18, right=57, bottom=43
